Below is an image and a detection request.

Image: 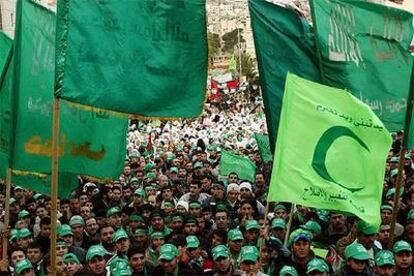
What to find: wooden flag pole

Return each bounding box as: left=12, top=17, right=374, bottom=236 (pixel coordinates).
left=2, top=168, right=11, bottom=260
left=259, top=201, right=270, bottom=266
left=284, top=203, right=295, bottom=246
left=50, top=97, right=60, bottom=275
left=389, top=64, right=414, bottom=248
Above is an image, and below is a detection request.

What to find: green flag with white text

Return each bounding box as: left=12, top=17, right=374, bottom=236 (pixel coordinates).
left=311, top=0, right=414, bottom=147
left=55, top=0, right=207, bottom=118
left=219, top=150, right=256, bottom=182
left=268, top=74, right=392, bottom=228
left=8, top=0, right=128, bottom=197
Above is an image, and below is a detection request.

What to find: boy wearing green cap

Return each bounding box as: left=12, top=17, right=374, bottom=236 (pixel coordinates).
left=374, top=250, right=395, bottom=276
left=186, top=235, right=204, bottom=273
left=211, top=245, right=242, bottom=276
left=238, top=245, right=268, bottom=276
left=63, top=253, right=82, bottom=276
left=86, top=245, right=107, bottom=275
left=393, top=240, right=413, bottom=276
left=342, top=243, right=373, bottom=275
left=151, top=243, right=193, bottom=275
left=227, top=229, right=244, bottom=267
left=15, top=259, right=35, bottom=276
left=306, top=258, right=329, bottom=276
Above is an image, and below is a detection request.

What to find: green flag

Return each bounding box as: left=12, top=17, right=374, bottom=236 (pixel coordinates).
left=310, top=0, right=414, bottom=146
left=54, top=0, right=207, bottom=118
left=249, top=0, right=320, bottom=151
left=219, top=150, right=256, bottom=182
left=0, top=31, right=13, bottom=180
left=228, top=55, right=237, bottom=72
left=268, top=74, right=392, bottom=228
left=9, top=0, right=128, bottom=197
left=253, top=133, right=272, bottom=162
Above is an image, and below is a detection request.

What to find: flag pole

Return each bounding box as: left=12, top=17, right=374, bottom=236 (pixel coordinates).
left=284, top=203, right=295, bottom=246
left=2, top=168, right=11, bottom=260
left=259, top=201, right=270, bottom=266
left=389, top=64, right=414, bottom=247
left=50, top=97, right=60, bottom=275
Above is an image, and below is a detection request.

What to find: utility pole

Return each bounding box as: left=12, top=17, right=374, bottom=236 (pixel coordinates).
left=0, top=0, right=3, bottom=30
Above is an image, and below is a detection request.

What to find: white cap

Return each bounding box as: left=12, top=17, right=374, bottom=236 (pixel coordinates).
left=176, top=201, right=188, bottom=212
left=227, top=183, right=240, bottom=194
left=239, top=182, right=252, bottom=192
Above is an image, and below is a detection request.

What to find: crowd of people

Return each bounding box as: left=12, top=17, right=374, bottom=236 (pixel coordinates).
left=0, top=89, right=413, bottom=276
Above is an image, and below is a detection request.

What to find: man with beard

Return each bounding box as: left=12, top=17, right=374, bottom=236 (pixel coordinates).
left=150, top=244, right=192, bottom=276
left=106, top=229, right=131, bottom=272
left=227, top=229, right=243, bottom=268
left=149, top=211, right=172, bottom=237
left=58, top=224, right=86, bottom=262
left=212, top=245, right=242, bottom=276
left=99, top=224, right=115, bottom=256
left=128, top=245, right=150, bottom=276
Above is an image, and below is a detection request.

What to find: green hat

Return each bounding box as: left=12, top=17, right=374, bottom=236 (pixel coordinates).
left=112, top=229, right=129, bottom=243
left=18, top=210, right=30, bottom=219
left=301, top=221, right=321, bottom=236
left=69, top=215, right=85, bottom=226
left=245, top=220, right=260, bottom=231
left=194, top=162, right=203, bottom=169
left=408, top=209, right=414, bottom=221
left=212, top=245, right=231, bottom=261
left=144, top=163, right=154, bottom=172
left=170, top=167, right=179, bottom=173
left=18, top=228, right=31, bottom=239
left=150, top=210, right=163, bottom=220
left=274, top=204, right=287, bottom=211
left=228, top=229, right=244, bottom=241
left=345, top=243, right=370, bottom=260
left=9, top=229, right=18, bottom=242
left=134, top=228, right=148, bottom=236
left=57, top=240, right=68, bottom=247
left=86, top=245, right=106, bottom=262
left=146, top=172, right=156, bottom=180
left=33, top=193, right=43, bottom=200
left=150, top=231, right=164, bottom=240
left=134, top=188, right=145, bottom=197
left=106, top=207, right=121, bottom=218
left=130, top=177, right=139, bottom=184
left=184, top=216, right=197, bottom=225
left=280, top=265, right=298, bottom=276
left=159, top=244, right=179, bottom=261
left=375, top=250, right=395, bottom=267
left=58, top=224, right=73, bottom=237
left=167, top=153, right=176, bottom=161
left=189, top=201, right=201, bottom=209
left=356, top=221, right=377, bottom=235
left=129, top=214, right=144, bottom=222
left=239, top=245, right=259, bottom=263
left=393, top=240, right=412, bottom=253
left=386, top=187, right=404, bottom=198
left=271, top=218, right=286, bottom=229
left=381, top=205, right=393, bottom=212
left=63, top=253, right=80, bottom=264
left=145, top=184, right=156, bottom=191
left=110, top=257, right=132, bottom=276
left=9, top=197, right=17, bottom=205
left=316, top=209, right=330, bottom=222
left=15, top=259, right=33, bottom=275
left=171, top=214, right=184, bottom=222
left=306, top=258, right=329, bottom=274
left=288, top=229, right=312, bottom=246
left=163, top=201, right=175, bottom=208
left=186, top=235, right=200, bottom=249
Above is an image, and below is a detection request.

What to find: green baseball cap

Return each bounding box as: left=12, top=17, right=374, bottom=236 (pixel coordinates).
left=301, top=221, right=321, bottom=236
left=212, top=245, right=231, bottom=261
left=150, top=231, right=164, bottom=240
left=106, top=207, right=121, bottom=218
left=306, top=258, right=329, bottom=274
left=386, top=187, right=404, bottom=198
left=189, top=201, right=201, bottom=209
left=86, top=245, right=106, bottom=262
left=274, top=204, right=287, bottom=211
left=186, top=235, right=200, bottom=249
left=170, top=167, right=179, bottom=173
left=345, top=243, right=370, bottom=260
left=134, top=189, right=145, bottom=197
left=356, top=221, right=377, bottom=235
left=228, top=229, right=244, bottom=241
left=129, top=214, right=144, bottom=222
left=239, top=245, right=259, bottom=263
left=171, top=214, right=184, bottom=222
left=18, top=228, right=31, bottom=239
left=134, top=228, right=148, bottom=236
left=63, top=253, right=80, bottom=264
left=33, top=193, right=43, bottom=200
left=408, top=209, right=414, bottom=221
left=159, top=244, right=179, bottom=261
left=245, top=220, right=260, bottom=231
left=57, top=240, right=68, bottom=247
left=163, top=201, right=175, bottom=208
left=146, top=172, right=156, bottom=180
left=280, top=265, right=298, bottom=276
left=15, top=259, right=33, bottom=275
left=271, top=218, right=286, bottom=229
left=110, top=257, right=132, bottom=276
left=194, top=162, right=203, bottom=169
left=288, top=229, right=312, bottom=246
left=58, top=224, right=73, bottom=237
left=9, top=197, right=17, bottom=205
left=69, top=215, right=85, bottom=226
left=144, top=163, right=154, bottom=172
left=112, top=229, right=129, bottom=243
left=18, top=210, right=30, bottom=219
left=375, top=250, right=395, bottom=267
left=393, top=240, right=412, bottom=253
left=130, top=177, right=139, bottom=184
left=381, top=204, right=393, bottom=212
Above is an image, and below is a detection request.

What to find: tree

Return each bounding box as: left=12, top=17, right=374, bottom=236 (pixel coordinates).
left=222, top=28, right=245, bottom=53
left=208, top=32, right=221, bottom=65
left=235, top=53, right=257, bottom=82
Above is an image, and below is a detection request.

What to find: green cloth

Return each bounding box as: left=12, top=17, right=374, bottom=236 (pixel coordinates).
left=393, top=240, right=412, bottom=253
left=212, top=245, right=231, bottom=261
left=307, top=258, right=329, bottom=274
left=268, top=74, right=392, bottom=228
left=375, top=250, right=395, bottom=267
left=311, top=0, right=414, bottom=148
left=253, top=133, right=273, bottom=162
left=159, top=244, right=179, bottom=261
left=219, top=150, right=256, bottom=182
left=239, top=245, right=259, bottom=263
left=55, top=0, right=207, bottom=118
left=248, top=0, right=320, bottom=152
left=8, top=0, right=128, bottom=197
left=345, top=243, right=370, bottom=260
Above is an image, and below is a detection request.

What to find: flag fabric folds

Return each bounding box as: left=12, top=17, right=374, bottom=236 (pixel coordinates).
left=268, top=74, right=392, bottom=228
left=219, top=150, right=256, bottom=182
left=253, top=133, right=272, bottom=162
left=8, top=0, right=128, bottom=197
left=55, top=0, right=208, bottom=118
left=248, top=0, right=320, bottom=152
left=310, top=0, right=414, bottom=146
